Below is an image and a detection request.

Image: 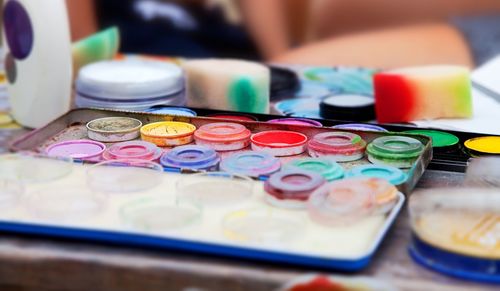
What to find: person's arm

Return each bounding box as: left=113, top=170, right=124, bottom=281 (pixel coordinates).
left=66, top=0, right=98, bottom=41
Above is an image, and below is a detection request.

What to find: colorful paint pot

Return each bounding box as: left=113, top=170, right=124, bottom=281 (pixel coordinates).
left=264, top=169, right=326, bottom=209
left=366, top=136, right=424, bottom=168
left=145, top=106, right=197, bottom=117
left=194, top=122, right=251, bottom=151
left=160, top=145, right=220, bottom=171
left=404, top=129, right=459, bottom=152
left=206, top=113, right=258, bottom=122
left=140, top=121, right=196, bottom=146
left=346, top=164, right=407, bottom=185
left=267, top=118, right=322, bottom=127
left=46, top=139, right=105, bottom=161
left=307, top=132, right=366, bottom=161
left=362, top=177, right=399, bottom=214
left=464, top=136, right=500, bottom=156
left=332, top=123, right=387, bottom=132
left=86, top=117, right=142, bottom=142
left=251, top=130, right=308, bottom=156
left=103, top=141, right=162, bottom=161
left=220, top=151, right=280, bottom=178
left=286, top=158, right=344, bottom=181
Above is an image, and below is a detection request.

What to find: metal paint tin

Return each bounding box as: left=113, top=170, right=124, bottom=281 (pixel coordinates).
left=194, top=122, right=251, bottom=151
left=103, top=140, right=162, bottom=161
left=346, top=164, right=407, bottom=185
left=251, top=130, right=308, bottom=157
left=160, top=145, right=220, bottom=171
left=220, top=151, right=281, bottom=178
left=286, top=157, right=344, bottom=181
left=366, top=136, right=424, bottom=168
left=46, top=139, right=105, bottom=161
left=267, top=118, right=322, bottom=127
left=307, top=132, right=366, bottom=161
left=140, top=121, right=196, bottom=146
left=86, top=117, right=142, bottom=142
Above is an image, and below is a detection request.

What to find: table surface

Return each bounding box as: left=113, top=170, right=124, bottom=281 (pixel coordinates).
left=0, top=127, right=497, bottom=291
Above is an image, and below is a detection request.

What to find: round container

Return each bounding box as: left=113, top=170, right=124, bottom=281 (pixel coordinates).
left=362, top=177, right=399, bottom=214
left=319, top=94, right=375, bottom=121
left=286, top=158, right=344, bottom=181
left=46, top=139, right=105, bottom=161
left=220, top=151, right=281, bottom=178
left=267, top=118, right=322, bottom=127
left=307, top=132, right=366, bottom=161
left=269, top=66, right=300, bottom=97
left=332, top=123, right=387, bottom=132
left=264, top=169, right=326, bottom=209
left=103, top=140, right=162, bottom=161
left=464, top=136, right=500, bottom=156
left=307, top=178, right=375, bottom=226
left=145, top=106, right=197, bottom=117
left=194, top=122, right=251, bottom=151
left=346, top=164, right=407, bottom=185
left=87, top=160, right=164, bottom=193
left=222, top=208, right=305, bottom=245
left=0, top=153, right=73, bottom=183
left=404, top=130, right=459, bottom=153
left=140, top=121, right=196, bottom=146
left=366, top=136, right=424, bottom=168
left=121, top=197, right=201, bottom=232
left=251, top=130, right=308, bottom=157
left=206, top=113, right=258, bottom=122
left=75, top=60, right=185, bottom=110
left=86, top=117, right=142, bottom=142
left=176, top=172, right=253, bottom=207
left=0, top=179, right=24, bottom=209
left=160, top=145, right=220, bottom=171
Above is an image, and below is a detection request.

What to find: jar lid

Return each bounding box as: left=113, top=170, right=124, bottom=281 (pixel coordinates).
left=267, top=118, right=322, bottom=127
left=160, top=145, right=220, bottom=170
left=286, top=158, right=344, bottom=181
left=265, top=169, right=325, bottom=201
left=346, top=164, right=407, bottom=185
left=320, top=94, right=375, bottom=121
left=76, top=60, right=184, bottom=100
left=46, top=139, right=105, bottom=160
left=332, top=123, right=387, bottom=132
left=103, top=141, right=161, bottom=161
left=194, top=122, right=251, bottom=143
left=367, top=136, right=423, bottom=159
left=308, top=132, right=366, bottom=155
left=220, top=151, right=281, bottom=177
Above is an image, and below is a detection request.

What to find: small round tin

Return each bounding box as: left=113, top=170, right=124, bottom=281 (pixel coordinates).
left=286, top=157, right=344, bottom=181
left=464, top=136, right=500, bottom=156
left=86, top=117, right=142, bottom=142
left=220, top=151, right=280, bottom=178
left=145, top=106, right=197, bottom=117
left=366, top=136, right=424, bottom=168
left=307, top=132, right=366, bottom=161
left=194, top=122, right=251, bottom=151
left=251, top=130, right=308, bottom=157
left=332, top=123, right=387, bottom=132
left=160, top=145, right=220, bottom=171
left=264, top=169, right=325, bottom=209
left=267, top=118, right=322, bottom=127
left=103, top=141, right=162, bottom=161
left=46, top=139, right=105, bottom=161
left=140, top=121, right=196, bottom=146
left=346, top=164, right=407, bottom=185
left=206, top=113, right=258, bottom=122
left=404, top=129, right=459, bottom=153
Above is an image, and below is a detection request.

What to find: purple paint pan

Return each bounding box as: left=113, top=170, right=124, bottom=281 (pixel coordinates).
left=46, top=139, right=105, bottom=160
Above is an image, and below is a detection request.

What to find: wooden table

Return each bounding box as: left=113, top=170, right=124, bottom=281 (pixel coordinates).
left=0, top=127, right=497, bottom=291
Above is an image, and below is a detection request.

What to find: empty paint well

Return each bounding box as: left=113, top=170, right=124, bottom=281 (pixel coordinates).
left=160, top=145, right=220, bottom=171
left=366, top=136, right=423, bottom=168
left=251, top=130, right=308, bottom=156
left=346, top=164, right=407, bottom=185
left=0, top=153, right=73, bottom=183
left=307, top=132, right=366, bottom=161
left=220, top=151, right=280, bottom=178
left=194, top=122, right=251, bottom=151
left=286, top=158, right=344, bottom=181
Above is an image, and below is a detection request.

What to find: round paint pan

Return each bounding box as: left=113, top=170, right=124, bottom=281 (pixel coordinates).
left=464, top=136, right=500, bottom=157
left=267, top=118, right=322, bottom=127
left=404, top=130, right=459, bottom=153
left=346, top=164, right=407, bottom=185
left=194, top=122, right=251, bottom=151
left=220, top=151, right=281, bottom=178
left=366, top=136, right=423, bottom=168
left=0, top=153, right=73, bottom=183
left=332, top=123, right=387, bottom=132
left=307, top=132, right=366, bottom=162
left=222, top=208, right=305, bottom=245
left=87, top=159, right=164, bottom=193
left=120, top=197, right=201, bottom=233
left=46, top=139, right=105, bottom=161
left=320, top=94, right=375, bottom=121
left=0, top=178, right=24, bottom=209
left=86, top=117, right=142, bottom=142
left=286, top=158, right=344, bottom=181
left=251, top=130, right=308, bottom=157
left=145, top=106, right=197, bottom=117
left=160, top=145, right=220, bottom=171
left=176, top=172, right=253, bottom=207
left=206, top=113, right=258, bottom=122
left=264, top=169, right=325, bottom=209
left=269, top=65, right=300, bottom=98
left=103, top=140, right=162, bottom=161
left=140, top=121, right=196, bottom=146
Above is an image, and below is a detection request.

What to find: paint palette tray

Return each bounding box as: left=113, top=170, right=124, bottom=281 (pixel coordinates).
left=2, top=107, right=433, bottom=271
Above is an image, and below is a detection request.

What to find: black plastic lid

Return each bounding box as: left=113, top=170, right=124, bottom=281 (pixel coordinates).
left=319, top=94, right=375, bottom=121
left=269, top=66, right=300, bottom=99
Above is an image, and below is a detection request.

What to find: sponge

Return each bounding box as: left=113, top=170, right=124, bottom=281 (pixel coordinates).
left=183, top=59, right=270, bottom=113
left=374, top=65, right=472, bottom=123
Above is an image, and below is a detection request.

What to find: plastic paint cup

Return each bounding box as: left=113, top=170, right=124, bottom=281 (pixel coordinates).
left=140, top=121, right=196, bottom=146
left=366, top=136, right=424, bottom=168
left=206, top=113, right=258, bottom=122
left=220, top=151, right=281, bottom=178
left=251, top=130, right=308, bottom=157
left=145, top=106, right=197, bottom=117
left=267, top=118, right=322, bottom=127
left=464, top=136, right=500, bottom=156
left=286, top=157, right=344, bottom=181
left=0, top=153, right=73, bottom=183
left=346, top=164, right=407, bottom=185
left=332, top=123, right=387, bottom=132
left=194, top=122, right=251, bottom=151
left=264, top=169, right=325, bottom=209
left=160, top=145, right=220, bottom=171
left=86, top=117, right=142, bottom=142
left=103, top=141, right=162, bottom=161
left=404, top=129, right=459, bottom=152
left=307, top=132, right=366, bottom=162
left=45, top=139, right=105, bottom=161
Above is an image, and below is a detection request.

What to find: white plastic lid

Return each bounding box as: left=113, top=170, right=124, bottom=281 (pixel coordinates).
left=76, top=60, right=184, bottom=100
